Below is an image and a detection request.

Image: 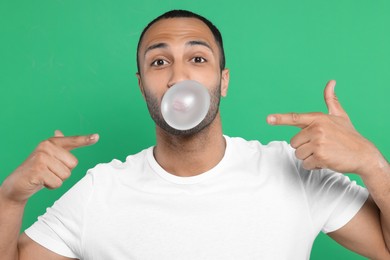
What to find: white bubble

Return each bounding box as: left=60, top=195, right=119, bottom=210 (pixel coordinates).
left=161, top=80, right=210, bottom=130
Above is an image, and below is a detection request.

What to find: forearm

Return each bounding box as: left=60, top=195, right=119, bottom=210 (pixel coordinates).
left=360, top=160, right=390, bottom=250
left=0, top=186, right=26, bottom=260
left=380, top=211, right=390, bottom=251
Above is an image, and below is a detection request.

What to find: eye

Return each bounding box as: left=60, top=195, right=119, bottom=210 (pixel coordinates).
left=151, top=59, right=169, bottom=67
left=191, top=57, right=207, bottom=63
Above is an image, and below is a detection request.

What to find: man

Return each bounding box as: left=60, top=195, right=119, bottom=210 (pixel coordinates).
left=0, top=9, right=389, bottom=259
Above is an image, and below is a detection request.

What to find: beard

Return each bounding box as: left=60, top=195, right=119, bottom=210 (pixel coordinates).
left=143, top=81, right=222, bottom=136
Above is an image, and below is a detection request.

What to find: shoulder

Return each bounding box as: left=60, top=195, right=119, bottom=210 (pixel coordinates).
left=225, top=135, right=295, bottom=161
left=86, top=146, right=153, bottom=183
left=223, top=135, right=301, bottom=179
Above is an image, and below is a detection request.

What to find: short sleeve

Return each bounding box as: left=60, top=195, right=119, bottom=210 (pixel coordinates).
left=24, top=172, right=94, bottom=258
left=297, top=163, right=369, bottom=233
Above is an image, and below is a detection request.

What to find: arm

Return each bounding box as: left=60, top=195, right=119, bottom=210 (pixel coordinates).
left=0, top=190, right=25, bottom=260
left=0, top=130, right=98, bottom=260
left=328, top=195, right=390, bottom=259
left=328, top=158, right=390, bottom=259
left=268, top=80, right=390, bottom=258
left=18, top=233, right=76, bottom=260
left=0, top=195, right=74, bottom=260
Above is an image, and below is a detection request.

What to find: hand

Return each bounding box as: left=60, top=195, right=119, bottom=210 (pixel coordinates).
left=0, top=130, right=99, bottom=204
left=267, top=80, right=383, bottom=176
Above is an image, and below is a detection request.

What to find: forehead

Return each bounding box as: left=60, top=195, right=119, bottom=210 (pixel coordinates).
left=140, top=17, right=217, bottom=51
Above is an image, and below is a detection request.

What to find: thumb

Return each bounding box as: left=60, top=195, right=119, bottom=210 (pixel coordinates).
left=54, top=130, right=64, bottom=137
left=324, top=80, right=347, bottom=117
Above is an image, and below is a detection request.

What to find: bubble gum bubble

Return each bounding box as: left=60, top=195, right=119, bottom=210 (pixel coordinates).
left=161, top=80, right=210, bottom=130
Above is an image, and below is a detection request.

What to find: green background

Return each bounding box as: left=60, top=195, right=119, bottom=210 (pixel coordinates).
left=1, top=0, right=389, bottom=259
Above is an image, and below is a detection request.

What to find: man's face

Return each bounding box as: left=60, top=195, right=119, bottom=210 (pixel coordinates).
left=137, top=17, right=229, bottom=135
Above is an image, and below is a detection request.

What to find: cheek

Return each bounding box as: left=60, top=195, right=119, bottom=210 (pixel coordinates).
left=143, top=71, right=166, bottom=84
left=190, top=67, right=220, bottom=86
left=141, top=73, right=168, bottom=95
left=198, top=73, right=221, bottom=90
left=140, top=82, right=163, bottom=104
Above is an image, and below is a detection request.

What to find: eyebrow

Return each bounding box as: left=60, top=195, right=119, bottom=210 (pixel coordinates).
left=144, top=42, right=168, bottom=57
left=186, top=40, right=213, bottom=52
left=144, top=40, right=213, bottom=57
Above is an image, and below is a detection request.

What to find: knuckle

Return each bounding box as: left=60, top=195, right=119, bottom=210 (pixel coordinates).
left=29, top=176, right=43, bottom=187
left=46, top=179, right=63, bottom=190
left=314, top=135, right=327, bottom=147
left=57, top=169, right=71, bottom=181
left=290, top=141, right=298, bottom=149
left=43, top=174, right=64, bottom=189
left=312, top=139, right=321, bottom=149
left=31, top=152, right=49, bottom=170
left=70, top=136, right=85, bottom=146
left=291, top=113, right=300, bottom=123
left=313, top=150, right=327, bottom=162
left=69, top=157, right=79, bottom=169
left=312, top=152, right=321, bottom=161
left=310, top=123, right=325, bottom=136
left=294, top=149, right=302, bottom=160
left=37, top=140, right=53, bottom=151
left=54, top=179, right=64, bottom=189
left=32, top=151, right=45, bottom=161
left=314, top=127, right=326, bottom=138
left=63, top=169, right=72, bottom=180
left=35, top=162, right=47, bottom=173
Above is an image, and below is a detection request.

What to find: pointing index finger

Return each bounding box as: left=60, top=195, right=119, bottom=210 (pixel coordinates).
left=50, top=134, right=99, bottom=151
left=267, top=113, right=320, bottom=128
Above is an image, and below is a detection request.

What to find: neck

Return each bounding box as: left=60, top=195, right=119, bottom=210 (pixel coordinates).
left=153, top=115, right=226, bottom=177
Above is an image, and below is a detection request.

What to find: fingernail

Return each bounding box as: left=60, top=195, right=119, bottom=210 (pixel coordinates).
left=267, top=116, right=276, bottom=125
left=89, top=134, right=99, bottom=141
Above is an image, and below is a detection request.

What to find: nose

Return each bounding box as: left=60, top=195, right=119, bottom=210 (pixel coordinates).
left=167, top=62, right=189, bottom=88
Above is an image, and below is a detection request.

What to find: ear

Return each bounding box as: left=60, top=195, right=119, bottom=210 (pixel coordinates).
left=136, top=72, right=146, bottom=99
left=220, top=68, right=230, bottom=97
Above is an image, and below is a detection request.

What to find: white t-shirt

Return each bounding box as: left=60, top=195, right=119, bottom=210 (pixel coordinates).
left=25, top=136, right=368, bottom=259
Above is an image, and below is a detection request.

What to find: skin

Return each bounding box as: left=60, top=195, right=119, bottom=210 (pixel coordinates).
left=0, top=17, right=389, bottom=259
left=268, top=80, right=390, bottom=258
left=0, top=130, right=97, bottom=260
left=136, top=18, right=229, bottom=177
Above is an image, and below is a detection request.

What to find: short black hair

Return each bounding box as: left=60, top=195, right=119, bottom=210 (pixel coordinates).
left=136, top=10, right=225, bottom=73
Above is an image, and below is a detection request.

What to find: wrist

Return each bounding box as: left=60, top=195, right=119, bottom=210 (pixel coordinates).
left=0, top=185, right=27, bottom=208
left=358, top=152, right=390, bottom=179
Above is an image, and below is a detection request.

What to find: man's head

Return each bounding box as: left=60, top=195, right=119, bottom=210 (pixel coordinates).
left=136, top=10, right=229, bottom=136
left=136, top=10, right=225, bottom=73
